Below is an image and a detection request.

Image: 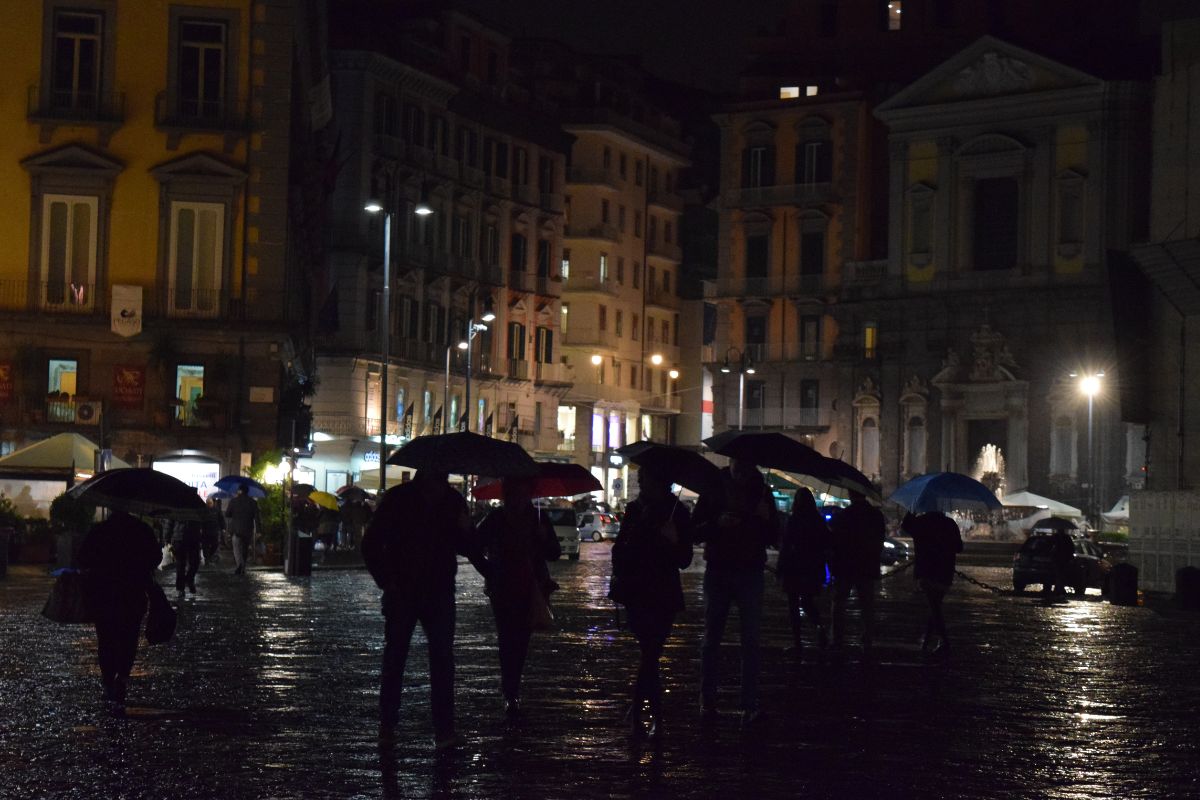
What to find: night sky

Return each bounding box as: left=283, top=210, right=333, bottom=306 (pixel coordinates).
left=456, top=0, right=797, bottom=91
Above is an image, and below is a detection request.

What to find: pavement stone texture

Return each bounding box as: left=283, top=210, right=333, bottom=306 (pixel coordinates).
left=2, top=546, right=1199, bottom=800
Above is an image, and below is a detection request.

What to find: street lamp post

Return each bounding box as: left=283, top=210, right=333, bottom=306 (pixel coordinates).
left=463, top=293, right=495, bottom=434
left=1079, top=372, right=1103, bottom=527
left=720, top=347, right=755, bottom=430
left=364, top=203, right=392, bottom=491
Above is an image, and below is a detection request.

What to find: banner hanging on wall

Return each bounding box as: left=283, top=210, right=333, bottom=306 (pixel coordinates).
left=111, top=285, right=143, bottom=338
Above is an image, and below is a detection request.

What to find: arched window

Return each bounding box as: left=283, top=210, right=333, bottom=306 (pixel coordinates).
left=860, top=417, right=880, bottom=478
left=906, top=416, right=926, bottom=476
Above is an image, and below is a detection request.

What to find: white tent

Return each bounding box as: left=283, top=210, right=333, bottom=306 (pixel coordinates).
left=1102, top=495, right=1130, bottom=527
left=0, top=433, right=131, bottom=517
left=1001, top=490, right=1083, bottom=517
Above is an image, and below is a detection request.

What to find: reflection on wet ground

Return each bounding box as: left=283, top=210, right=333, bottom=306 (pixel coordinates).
left=2, top=547, right=1199, bottom=799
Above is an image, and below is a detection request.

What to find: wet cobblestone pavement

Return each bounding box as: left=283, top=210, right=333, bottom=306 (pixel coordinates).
left=3, top=546, right=1200, bottom=800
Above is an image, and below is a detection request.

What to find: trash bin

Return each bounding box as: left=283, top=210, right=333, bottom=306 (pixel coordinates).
left=0, top=526, right=13, bottom=579
left=1108, top=562, right=1138, bottom=606
left=1176, top=565, right=1200, bottom=611
left=285, top=533, right=314, bottom=577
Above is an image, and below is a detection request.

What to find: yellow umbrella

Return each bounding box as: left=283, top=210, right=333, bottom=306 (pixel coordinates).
left=307, top=490, right=339, bottom=511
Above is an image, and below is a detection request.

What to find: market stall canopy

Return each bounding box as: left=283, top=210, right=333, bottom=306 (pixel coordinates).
left=1001, top=490, right=1082, bottom=518
left=0, top=433, right=130, bottom=478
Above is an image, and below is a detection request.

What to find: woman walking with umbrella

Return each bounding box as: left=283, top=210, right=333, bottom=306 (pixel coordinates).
left=477, top=476, right=561, bottom=717
left=778, top=488, right=830, bottom=656
left=608, top=462, right=693, bottom=737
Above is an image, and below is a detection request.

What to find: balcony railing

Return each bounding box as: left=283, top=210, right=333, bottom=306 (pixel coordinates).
left=374, top=133, right=406, bottom=160
left=435, top=154, right=459, bottom=178
left=707, top=273, right=831, bottom=297
left=567, top=166, right=619, bottom=189
left=0, top=280, right=276, bottom=321
left=534, top=362, right=567, bottom=383
left=563, top=274, right=619, bottom=296
left=646, top=284, right=678, bottom=308
left=154, top=92, right=246, bottom=135
left=562, top=330, right=613, bottom=348
left=508, top=269, right=533, bottom=292
left=726, top=182, right=833, bottom=208
left=28, top=85, right=124, bottom=124
left=733, top=407, right=831, bottom=429
left=844, top=260, right=887, bottom=284
left=647, top=240, right=682, bottom=262
left=462, top=165, right=485, bottom=188
left=507, top=358, right=529, bottom=380
left=479, top=263, right=504, bottom=286
left=711, top=342, right=824, bottom=362
left=648, top=188, right=684, bottom=212
left=643, top=394, right=682, bottom=412
left=535, top=274, right=560, bottom=296
left=564, top=224, right=621, bottom=243
left=541, top=192, right=565, bottom=213
left=513, top=183, right=538, bottom=206
left=486, top=175, right=511, bottom=197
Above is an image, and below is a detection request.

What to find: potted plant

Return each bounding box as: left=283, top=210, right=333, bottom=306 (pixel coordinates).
left=49, top=492, right=97, bottom=567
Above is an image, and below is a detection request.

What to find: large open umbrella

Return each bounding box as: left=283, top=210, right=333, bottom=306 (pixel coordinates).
left=888, top=472, right=1002, bottom=514
left=704, top=430, right=878, bottom=499
left=386, top=431, right=538, bottom=477
left=617, top=441, right=721, bottom=494
left=336, top=485, right=370, bottom=503
left=307, top=490, right=340, bottom=511
left=67, top=468, right=207, bottom=519
left=474, top=462, right=602, bottom=501
left=214, top=475, right=267, bottom=499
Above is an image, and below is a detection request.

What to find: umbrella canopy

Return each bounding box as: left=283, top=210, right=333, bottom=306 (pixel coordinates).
left=818, top=459, right=879, bottom=500
left=292, top=483, right=317, bottom=497
left=67, top=468, right=207, bottom=519
left=474, top=462, right=602, bottom=501
left=617, top=441, right=721, bottom=494
left=336, top=485, right=370, bottom=503
left=307, top=490, right=340, bottom=511
left=208, top=490, right=233, bottom=501
left=386, top=432, right=539, bottom=477
left=1030, top=516, right=1078, bottom=533
left=704, top=430, right=878, bottom=499
left=888, top=472, right=1003, bottom=514
left=214, top=475, right=267, bottom=499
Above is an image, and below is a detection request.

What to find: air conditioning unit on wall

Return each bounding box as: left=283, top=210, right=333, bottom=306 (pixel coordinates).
left=75, top=399, right=102, bottom=426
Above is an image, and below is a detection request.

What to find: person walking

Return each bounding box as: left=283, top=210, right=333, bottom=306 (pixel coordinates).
left=693, top=458, right=778, bottom=726
left=171, top=518, right=202, bottom=597
left=477, top=477, right=561, bottom=719
left=608, top=464, right=692, bottom=737
left=201, top=496, right=224, bottom=565
left=77, top=511, right=162, bottom=716
left=1049, top=529, right=1076, bottom=600
left=361, top=470, right=488, bottom=750
left=340, top=499, right=371, bottom=550
left=829, top=490, right=886, bottom=654
left=902, top=510, right=964, bottom=655
left=225, top=485, right=261, bottom=575
left=778, top=488, right=830, bottom=656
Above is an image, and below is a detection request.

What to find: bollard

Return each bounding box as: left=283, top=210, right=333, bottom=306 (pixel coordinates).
left=1176, top=566, right=1200, bottom=611
left=1108, top=562, right=1138, bottom=606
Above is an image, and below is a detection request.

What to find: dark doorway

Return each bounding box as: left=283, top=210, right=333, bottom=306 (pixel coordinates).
left=973, top=177, right=1018, bottom=270
left=967, top=418, right=1007, bottom=459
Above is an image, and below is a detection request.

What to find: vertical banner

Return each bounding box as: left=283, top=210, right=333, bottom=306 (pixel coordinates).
left=111, top=284, right=143, bottom=338
left=0, top=362, right=12, bottom=402
left=112, top=365, right=146, bottom=409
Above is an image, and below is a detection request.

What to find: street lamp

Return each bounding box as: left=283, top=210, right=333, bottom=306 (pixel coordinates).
left=443, top=341, right=468, bottom=434
left=720, top=347, right=755, bottom=430
left=364, top=201, right=393, bottom=491
left=1075, top=371, right=1104, bottom=527
left=463, top=293, right=495, bottom=434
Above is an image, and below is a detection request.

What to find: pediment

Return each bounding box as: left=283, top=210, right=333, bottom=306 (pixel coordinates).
left=876, top=36, right=1103, bottom=117
left=150, top=152, right=247, bottom=183
left=21, top=144, right=124, bottom=176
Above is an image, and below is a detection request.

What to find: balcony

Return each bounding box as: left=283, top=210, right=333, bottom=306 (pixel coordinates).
left=647, top=240, right=682, bottom=262
left=435, top=154, right=459, bottom=178
left=563, top=330, right=614, bottom=349
left=508, top=270, right=533, bottom=292
left=535, top=274, right=560, bottom=296
left=534, top=362, right=568, bottom=384
left=711, top=342, right=825, bottom=363
left=312, top=412, right=372, bottom=438
left=567, top=165, right=619, bottom=189
left=506, top=358, right=529, bottom=380
left=462, top=165, right=485, bottom=188
left=706, top=273, right=831, bottom=298
left=643, top=394, right=682, bottom=412
left=374, top=133, right=406, bottom=160
left=646, top=284, right=678, bottom=309
left=733, top=407, right=831, bottom=429
left=513, top=183, right=538, bottom=206
left=407, top=144, right=434, bottom=169
left=446, top=254, right=479, bottom=279
left=844, top=260, right=887, bottom=285
left=726, top=182, right=833, bottom=208
left=397, top=338, right=439, bottom=366
left=648, top=188, right=684, bottom=213
left=563, top=274, right=619, bottom=296
left=564, top=223, right=621, bottom=243
left=485, top=175, right=511, bottom=198
left=28, top=85, right=124, bottom=144
left=154, top=92, right=247, bottom=151
left=479, top=263, right=504, bottom=286
left=541, top=192, right=565, bottom=213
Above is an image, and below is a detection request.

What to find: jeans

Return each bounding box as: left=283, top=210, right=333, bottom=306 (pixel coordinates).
left=627, top=608, right=674, bottom=715
left=832, top=577, right=877, bottom=648
left=380, top=588, right=456, bottom=738
left=232, top=535, right=251, bottom=572
left=701, top=567, right=764, bottom=712
left=173, top=540, right=201, bottom=593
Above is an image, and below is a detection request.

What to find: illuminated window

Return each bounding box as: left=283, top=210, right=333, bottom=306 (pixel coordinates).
left=884, top=1, right=902, bottom=31
left=806, top=85, right=819, bottom=97
left=560, top=303, right=569, bottom=335
left=40, top=194, right=97, bottom=310
left=176, top=364, right=204, bottom=426
left=779, top=86, right=800, bottom=100
left=863, top=322, right=878, bottom=359
left=599, top=252, right=609, bottom=282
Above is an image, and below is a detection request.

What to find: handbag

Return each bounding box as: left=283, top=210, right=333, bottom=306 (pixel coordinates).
left=41, top=569, right=93, bottom=624
left=144, top=584, right=177, bottom=645
left=528, top=578, right=555, bottom=632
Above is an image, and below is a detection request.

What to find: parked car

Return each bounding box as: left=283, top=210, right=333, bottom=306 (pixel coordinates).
left=881, top=536, right=911, bottom=566
left=578, top=511, right=620, bottom=542
left=541, top=507, right=580, bottom=561
left=1012, top=533, right=1113, bottom=595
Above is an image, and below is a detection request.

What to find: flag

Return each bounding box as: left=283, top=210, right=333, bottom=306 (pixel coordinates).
left=432, top=407, right=443, bottom=433
left=484, top=412, right=494, bottom=437
left=507, top=415, right=519, bottom=441
left=402, top=402, right=414, bottom=438
left=457, top=411, right=468, bottom=432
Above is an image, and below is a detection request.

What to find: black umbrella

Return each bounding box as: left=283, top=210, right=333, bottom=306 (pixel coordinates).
left=386, top=431, right=539, bottom=477
left=617, top=441, right=721, bottom=494
left=335, top=485, right=370, bottom=503
left=704, top=431, right=879, bottom=500
left=1031, top=516, right=1078, bottom=533
left=67, top=468, right=207, bottom=520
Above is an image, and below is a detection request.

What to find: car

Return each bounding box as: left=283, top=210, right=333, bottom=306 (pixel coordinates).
left=881, top=536, right=911, bottom=566
left=577, top=511, right=620, bottom=542
left=541, top=507, right=581, bottom=560
left=1012, top=533, right=1113, bottom=595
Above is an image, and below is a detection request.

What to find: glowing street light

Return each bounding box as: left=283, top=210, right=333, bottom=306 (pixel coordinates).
left=1075, top=370, right=1104, bottom=526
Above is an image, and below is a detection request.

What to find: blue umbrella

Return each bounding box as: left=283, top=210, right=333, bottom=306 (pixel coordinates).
left=215, top=475, right=267, bottom=498
left=888, top=472, right=1002, bottom=514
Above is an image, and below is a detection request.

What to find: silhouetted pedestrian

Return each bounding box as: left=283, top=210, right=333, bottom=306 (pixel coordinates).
left=77, top=511, right=161, bottom=716
left=693, top=458, right=778, bottom=726
left=830, top=491, right=886, bottom=653
left=225, top=485, right=260, bottom=575
left=362, top=470, right=487, bottom=750
left=202, top=497, right=223, bottom=564
left=1050, top=529, right=1075, bottom=599
left=340, top=499, right=371, bottom=549
left=609, top=465, right=692, bottom=737
left=478, top=477, right=561, bottom=718
left=778, top=488, right=830, bottom=656
left=171, top=518, right=202, bottom=597
left=902, top=511, right=963, bottom=655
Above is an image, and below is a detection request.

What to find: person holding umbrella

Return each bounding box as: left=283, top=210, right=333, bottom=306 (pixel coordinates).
left=362, top=469, right=489, bottom=750
left=829, top=490, right=887, bottom=654
left=778, top=488, right=830, bottom=656
left=608, top=462, right=693, bottom=737
left=77, top=511, right=164, bottom=716
left=225, top=485, right=262, bottom=575
left=477, top=476, right=561, bottom=719
left=901, top=510, right=963, bottom=656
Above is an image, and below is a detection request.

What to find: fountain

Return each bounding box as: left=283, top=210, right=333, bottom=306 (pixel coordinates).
left=972, top=443, right=1006, bottom=498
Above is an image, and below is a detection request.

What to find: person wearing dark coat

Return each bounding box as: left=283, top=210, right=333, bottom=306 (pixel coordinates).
left=362, top=471, right=488, bottom=750
left=171, top=518, right=203, bottom=596
left=829, top=490, right=886, bottom=652
left=1049, top=529, right=1076, bottom=599
left=778, top=488, right=830, bottom=655
left=477, top=477, right=561, bottom=718
left=201, top=497, right=223, bottom=564
left=77, top=511, right=161, bottom=716
left=608, top=465, right=692, bottom=737
left=902, top=511, right=964, bottom=654
left=692, top=459, right=778, bottom=726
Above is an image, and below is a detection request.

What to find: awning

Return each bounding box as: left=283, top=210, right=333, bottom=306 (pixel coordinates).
left=1001, top=490, right=1082, bottom=517
left=0, top=433, right=130, bottom=474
